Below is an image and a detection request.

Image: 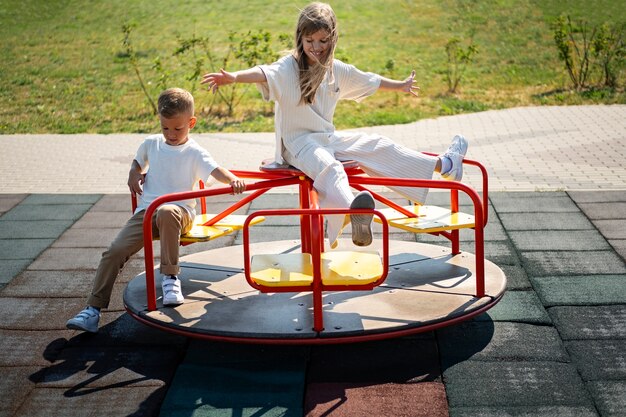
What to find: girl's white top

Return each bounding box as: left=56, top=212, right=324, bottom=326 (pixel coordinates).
left=133, top=135, right=219, bottom=216
left=257, top=55, right=381, bottom=163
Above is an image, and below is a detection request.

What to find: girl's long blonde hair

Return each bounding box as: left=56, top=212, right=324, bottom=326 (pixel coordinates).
left=293, top=2, right=338, bottom=105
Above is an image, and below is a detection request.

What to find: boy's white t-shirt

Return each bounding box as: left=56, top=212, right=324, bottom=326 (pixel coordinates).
left=257, top=55, right=381, bottom=163
left=133, top=134, right=219, bottom=216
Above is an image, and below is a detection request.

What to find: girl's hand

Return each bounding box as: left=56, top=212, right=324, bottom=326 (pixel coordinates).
left=229, top=179, right=246, bottom=195
left=201, top=69, right=236, bottom=93
left=402, top=70, right=420, bottom=97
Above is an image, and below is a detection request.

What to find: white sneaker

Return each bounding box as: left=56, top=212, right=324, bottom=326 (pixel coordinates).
left=350, top=191, right=375, bottom=247
left=162, top=276, right=184, bottom=306
left=440, top=134, right=468, bottom=182
left=66, top=306, right=100, bottom=333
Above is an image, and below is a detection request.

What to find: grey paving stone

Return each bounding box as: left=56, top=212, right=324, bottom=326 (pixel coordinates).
left=20, top=194, right=101, bottom=205
left=0, top=259, right=32, bottom=284
left=0, top=366, right=41, bottom=417
left=2, top=270, right=94, bottom=297
left=531, top=275, right=626, bottom=306
left=0, top=238, right=56, bottom=260
left=587, top=380, right=626, bottom=417
left=13, top=386, right=164, bottom=417
left=438, top=322, right=568, bottom=366
left=565, top=340, right=626, bottom=381
left=489, top=193, right=579, bottom=213
left=28, top=247, right=103, bottom=270
left=0, top=297, right=86, bottom=330
left=594, top=219, right=626, bottom=240
left=569, top=190, right=626, bottom=204
left=1, top=204, right=93, bottom=221
left=549, top=305, right=626, bottom=340
left=521, top=251, right=626, bottom=276
left=444, top=361, right=592, bottom=408
left=498, top=212, right=595, bottom=231
left=578, top=202, right=626, bottom=220
left=449, top=405, right=598, bottom=417
left=474, top=290, right=551, bottom=324
left=509, top=230, right=611, bottom=251
left=500, top=264, right=532, bottom=290
left=0, top=330, right=72, bottom=366
left=0, top=220, right=74, bottom=239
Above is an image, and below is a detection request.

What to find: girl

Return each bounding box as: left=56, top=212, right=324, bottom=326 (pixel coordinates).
left=201, top=2, right=467, bottom=249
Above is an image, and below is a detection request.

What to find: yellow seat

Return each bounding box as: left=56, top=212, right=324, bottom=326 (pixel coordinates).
left=180, top=224, right=233, bottom=243
left=374, top=205, right=475, bottom=233
left=250, top=251, right=383, bottom=288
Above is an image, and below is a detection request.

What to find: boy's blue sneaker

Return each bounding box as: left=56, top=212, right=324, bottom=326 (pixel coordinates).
left=66, top=306, right=100, bottom=333
left=441, top=134, right=468, bottom=182
left=162, top=276, right=184, bottom=306
left=350, top=191, right=375, bottom=247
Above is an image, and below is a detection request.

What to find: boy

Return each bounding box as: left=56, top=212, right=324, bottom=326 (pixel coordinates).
left=67, top=88, right=245, bottom=333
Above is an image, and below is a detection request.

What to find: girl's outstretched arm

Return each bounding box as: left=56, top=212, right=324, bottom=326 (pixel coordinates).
left=378, top=70, right=420, bottom=97
left=201, top=68, right=267, bottom=93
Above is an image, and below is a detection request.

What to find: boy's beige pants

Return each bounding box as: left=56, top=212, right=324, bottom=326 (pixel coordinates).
left=87, top=204, right=193, bottom=309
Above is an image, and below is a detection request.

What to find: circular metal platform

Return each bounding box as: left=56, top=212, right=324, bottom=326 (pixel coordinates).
left=124, top=239, right=506, bottom=344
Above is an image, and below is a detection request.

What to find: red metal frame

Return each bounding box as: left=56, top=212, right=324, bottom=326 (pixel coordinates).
left=137, top=159, right=489, bottom=335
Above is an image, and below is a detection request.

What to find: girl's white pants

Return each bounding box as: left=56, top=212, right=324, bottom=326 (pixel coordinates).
left=283, top=132, right=438, bottom=246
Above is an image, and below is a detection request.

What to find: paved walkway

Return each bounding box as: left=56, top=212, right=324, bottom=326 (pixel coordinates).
left=0, top=105, right=625, bottom=417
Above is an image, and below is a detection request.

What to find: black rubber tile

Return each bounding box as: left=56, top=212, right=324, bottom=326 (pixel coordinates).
left=565, top=340, right=626, bottom=381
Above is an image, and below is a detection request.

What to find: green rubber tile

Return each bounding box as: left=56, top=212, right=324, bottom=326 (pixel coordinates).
left=531, top=275, right=626, bottom=306
left=438, top=322, right=568, bottom=367
left=305, top=382, right=448, bottom=417
left=499, top=212, right=595, bottom=231
left=0, top=366, right=41, bottom=417
left=587, top=380, right=626, bottom=417
left=521, top=251, right=626, bottom=276
left=0, top=220, right=74, bottom=239
left=1, top=204, right=94, bottom=221
left=0, top=238, right=56, bottom=260
left=184, top=339, right=309, bottom=366
left=473, top=290, right=551, bottom=324
left=509, top=230, right=610, bottom=251
left=0, top=259, right=32, bottom=284
left=20, top=194, right=102, bottom=205
left=159, top=360, right=305, bottom=417
left=449, top=405, right=598, bottom=417
left=444, top=361, right=592, bottom=408
left=307, top=338, right=441, bottom=383
left=549, top=305, right=626, bottom=340
left=565, top=340, right=626, bottom=381
left=499, top=264, right=532, bottom=290
left=15, top=386, right=164, bottom=417
left=489, top=193, right=578, bottom=213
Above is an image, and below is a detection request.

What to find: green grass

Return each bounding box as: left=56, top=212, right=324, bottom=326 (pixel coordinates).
left=0, top=0, right=624, bottom=134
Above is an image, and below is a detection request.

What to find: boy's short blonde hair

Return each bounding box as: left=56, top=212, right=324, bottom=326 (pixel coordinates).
left=158, top=88, right=194, bottom=118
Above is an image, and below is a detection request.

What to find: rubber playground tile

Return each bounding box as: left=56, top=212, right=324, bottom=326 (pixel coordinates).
left=448, top=405, right=599, bottom=417
left=159, top=360, right=306, bottom=417
left=0, top=366, right=41, bottom=417
left=499, top=264, right=532, bottom=290
left=609, top=238, right=626, bottom=260
left=568, top=190, right=626, bottom=204
left=565, top=340, right=626, bottom=381
left=0, top=193, right=27, bottom=215
left=0, top=220, right=74, bottom=239
left=0, top=259, right=32, bottom=284
left=1, top=270, right=94, bottom=297
left=0, top=204, right=94, bottom=221
left=444, top=361, right=592, bottom=408
left=0, top=238, right=56, bottom=260
left=548, top=305, right=626, bottom=340
left=498, top=211, right=595, bottom=231
left=520, top=251, right=626, bottom=277
left=594, top=219, right=626, bottom=240
left=183, top=339, right=309, bottom=366
left=473, top=290, right=551, bottom=324
left=414, top=237, right=520, bottom=266
left=306, top=338, right=441, bottom=383
left=27, top=247, right=104, bottom=270
left=51, top=227, right=120, bottom=248
left=0, top=329, right=71, bottom=367
left=530, top=275, right=626, bottom=306
left=20, top=194, right=102, bottom=205
left=304, top=382, right=448, bottom=417
left=489, top=193, right=579, bottom=213
left=587, top=380, right=626, bottom=417
left=90, top=194, right=134, bottom=212
left=577, top=202, right=626, bottom=220
left=0, top=297, right=86, bottom=330
left=509, top=230, right=611, bottom=251
left=70, top=210, right=133, bottom=229
left=438, top=322, right=568, bottom=366
left=14, top=386, right=164, bottom=417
